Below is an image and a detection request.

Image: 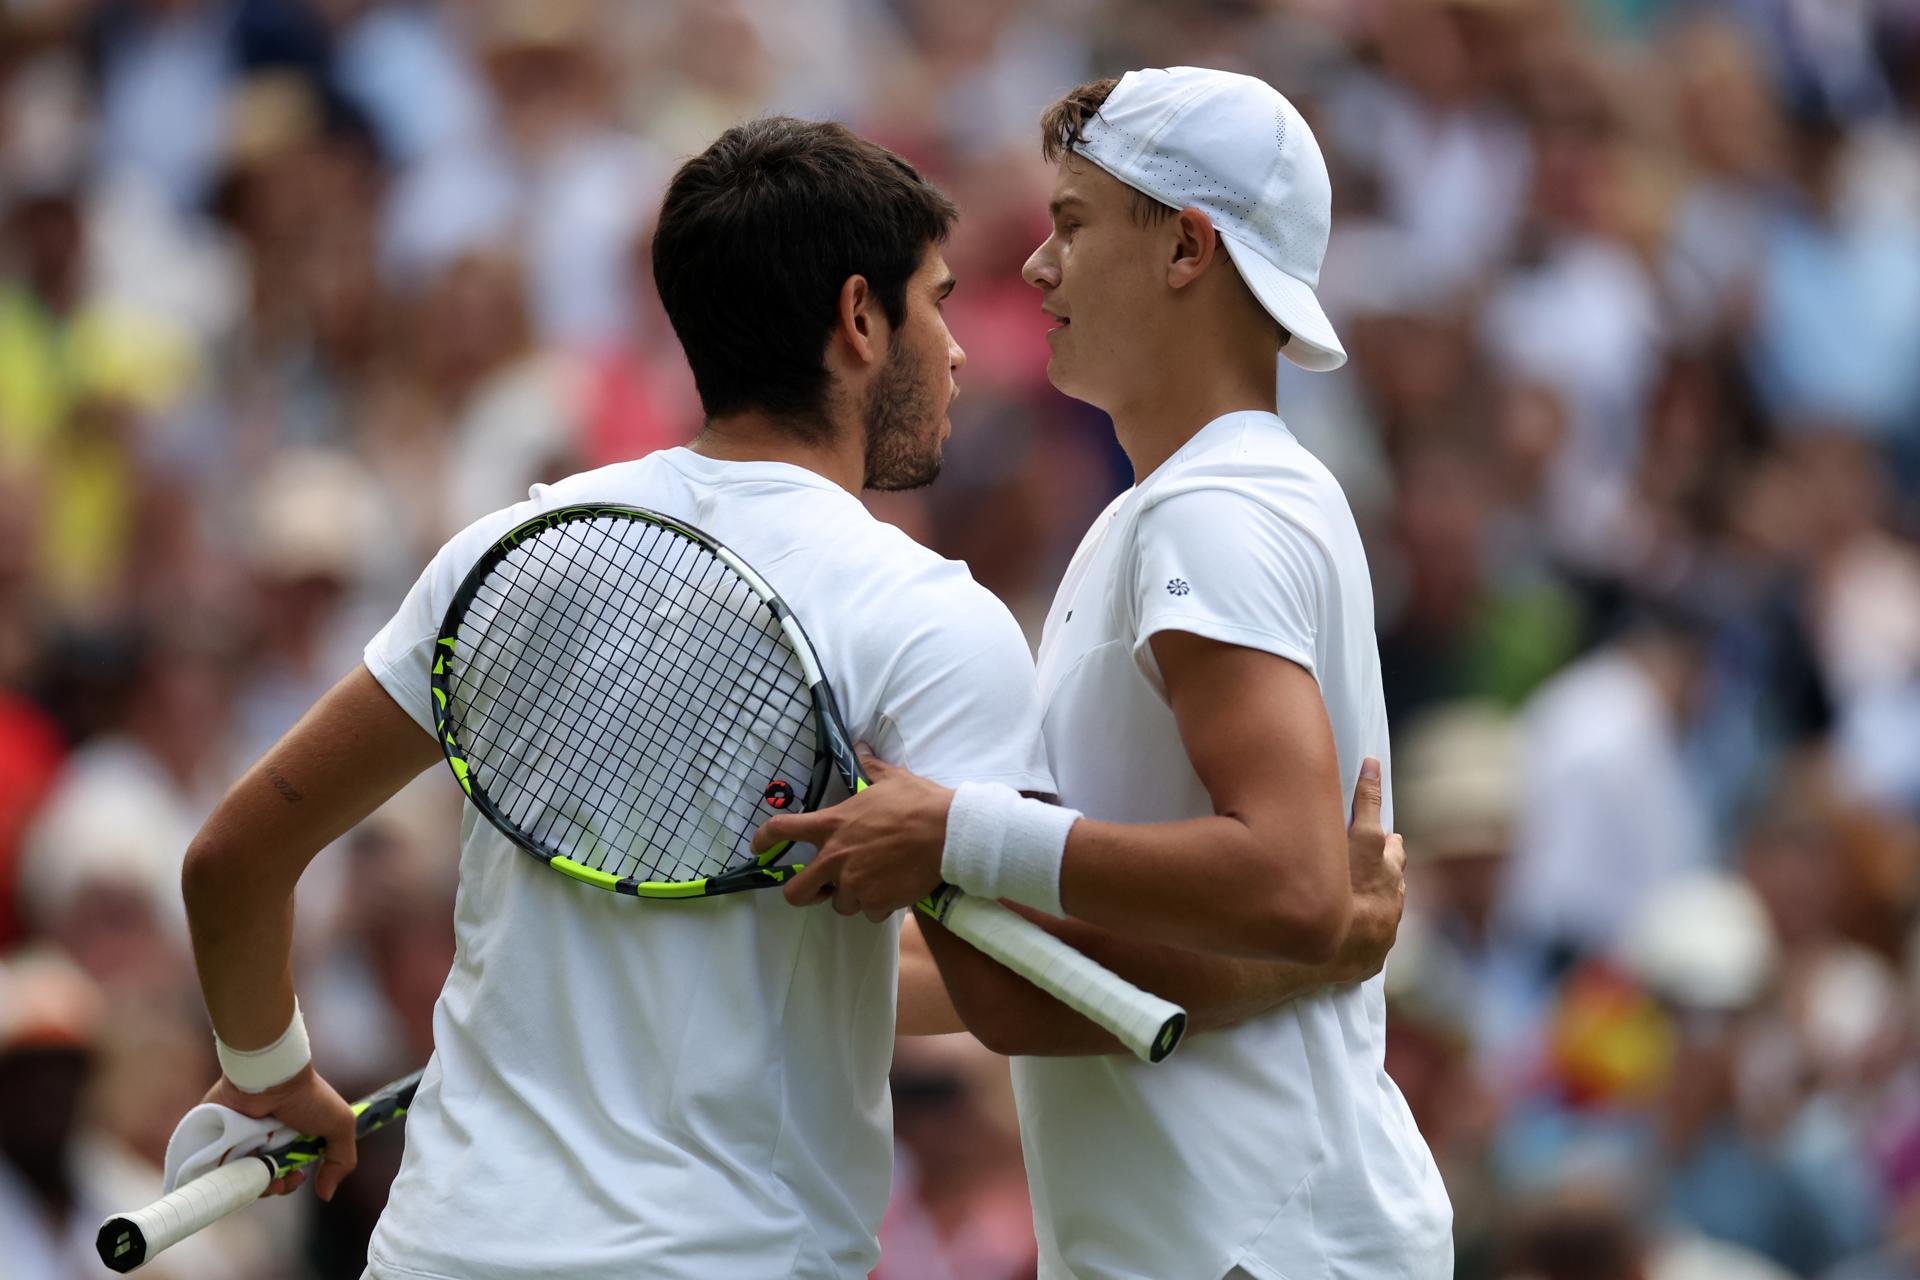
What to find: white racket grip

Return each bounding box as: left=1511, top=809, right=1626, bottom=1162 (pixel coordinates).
left=97, top=1156, right=273, bottom=1273
left=935, top=892, right=1187, bottom=1063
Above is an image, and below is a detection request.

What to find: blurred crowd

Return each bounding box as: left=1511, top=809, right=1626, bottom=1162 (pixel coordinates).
left=2, top=0, right=1919, bottom=1277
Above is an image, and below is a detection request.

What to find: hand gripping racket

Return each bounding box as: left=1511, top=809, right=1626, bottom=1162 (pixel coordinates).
left=429, top=504, right=1185, bottom=1063
left=97, top=1070, right=422, bottom=1273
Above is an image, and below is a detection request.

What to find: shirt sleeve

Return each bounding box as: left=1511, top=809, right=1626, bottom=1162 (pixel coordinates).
left=864, top=581, right=1056, bottom=796
left=363, top=503, right=534, bottom=737
left=1129, top=486, right=1330, bottom=693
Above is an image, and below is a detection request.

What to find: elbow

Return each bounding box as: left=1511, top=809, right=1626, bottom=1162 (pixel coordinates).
left=1249, top=858, right=1351, bottom=964
left=965, top=1015, right=1030, bottom=1059
left=181, top=830, right=273, bottom=913
left=180, top=836, right=225, bottom=910
left=949, top=994, right=1036, bottom=1057
left=946, top=985, right=1071, bottom=1057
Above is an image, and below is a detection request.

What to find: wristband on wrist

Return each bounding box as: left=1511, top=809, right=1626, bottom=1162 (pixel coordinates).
left=215, top=1000, right=311, bottom=1093
left=940, top=782, right=1080, bottom=916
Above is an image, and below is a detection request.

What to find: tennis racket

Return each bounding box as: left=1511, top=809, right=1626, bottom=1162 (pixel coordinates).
left=430, top=503, right=1186, bottom=1063
left=97, top=1070, right=422, bottom=1273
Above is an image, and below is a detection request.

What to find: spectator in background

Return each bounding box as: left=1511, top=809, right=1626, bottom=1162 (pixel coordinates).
left=1498, top=1181, right=1797, bottom=1280
left=1376, top=438, right=1584, bottom=723
left=1395, top=701, right=1541, bottom=1077
left=16, top=629, right=233, bottom=956
left=380, top=0, right=666, bottom=347
left=1500, top=603, right=1714, bottom=971
left=1744, top=108, right=1920, bottom=447
left=878, top=1035, right=1037, bottom=1280
left=0, top=947, right=279, bottom=1280
left=1617, top=873, right=1839, bottom=1275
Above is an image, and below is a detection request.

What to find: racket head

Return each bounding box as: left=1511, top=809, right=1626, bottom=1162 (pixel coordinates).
left=432, top=505, right=854, bottom=898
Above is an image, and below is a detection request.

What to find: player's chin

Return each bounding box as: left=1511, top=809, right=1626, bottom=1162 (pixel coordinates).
left=1042, top=350, right=1074, bottom=394
left=867, top=446, right=943, bottom=493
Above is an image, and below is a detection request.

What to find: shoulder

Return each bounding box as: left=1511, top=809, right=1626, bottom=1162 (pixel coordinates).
left=524, top=456, right=667, bottom=507
left=1141, top=414, right=1356, bottom=543
left=857, top=524, right=1025, bottom=654
left=822, top=514, right=1005, bottom=612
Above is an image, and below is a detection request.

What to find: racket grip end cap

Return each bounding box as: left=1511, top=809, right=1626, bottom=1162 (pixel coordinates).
left=1149, top=1010, right=1187, bottom=1063
left=97, top=1217, right=149, bottom=1274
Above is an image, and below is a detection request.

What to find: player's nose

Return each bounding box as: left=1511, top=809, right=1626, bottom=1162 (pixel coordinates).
left=1022, top=241, right=1059, bottom=290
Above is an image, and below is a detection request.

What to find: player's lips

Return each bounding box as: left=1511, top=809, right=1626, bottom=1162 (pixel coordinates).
left=1043, top=308, right=1070, bottom=341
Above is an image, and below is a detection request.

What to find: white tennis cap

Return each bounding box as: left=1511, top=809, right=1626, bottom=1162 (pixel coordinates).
left=1071, top=66, right=1346, bottom=372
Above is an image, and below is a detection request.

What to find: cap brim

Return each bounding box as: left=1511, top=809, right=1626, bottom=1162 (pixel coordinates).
left=1220, top=233, right=1347, bottom=372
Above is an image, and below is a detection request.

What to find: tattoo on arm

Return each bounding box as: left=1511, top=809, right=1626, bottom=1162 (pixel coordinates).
left=267, top=768, right=304, bottom=804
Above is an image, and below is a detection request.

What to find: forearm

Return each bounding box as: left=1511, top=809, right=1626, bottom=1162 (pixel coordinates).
left=917, top=911, right=1124, bottom=1056
left=1058, top=814, right=1350, bottom=962
left=184, top=666, right=441, bottom=1050
left=184, top=748, right=341, bottom=1048
left=185, top=851, right=300, bottom=1049
left=896, top=914, right=966, bottom=1036
left=920, top=897, right=1391, bottom=1056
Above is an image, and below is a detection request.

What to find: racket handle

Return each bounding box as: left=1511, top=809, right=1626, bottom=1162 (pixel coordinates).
left=97, top=1156, right=274, bottom=1273
left=927, top=890, right=1187, bottom=1063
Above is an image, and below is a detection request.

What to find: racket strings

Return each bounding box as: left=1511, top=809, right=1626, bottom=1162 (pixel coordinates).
left=520, top=523, right=812, bottom=883
left=463, top=523, right=809, bottom=882
left=442, top=515, right=817, bottom=884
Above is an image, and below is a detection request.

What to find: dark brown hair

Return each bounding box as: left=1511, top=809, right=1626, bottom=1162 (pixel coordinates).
left=1039, top=78, right=1177, bottom=225
left=651, top=117, right=958, bottom=434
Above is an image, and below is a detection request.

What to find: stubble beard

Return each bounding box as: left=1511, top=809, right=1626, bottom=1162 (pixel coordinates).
left=861, top=340, right=944, bottom=492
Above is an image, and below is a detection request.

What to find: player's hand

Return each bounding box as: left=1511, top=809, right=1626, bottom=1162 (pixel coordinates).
left=755, top=753, right=952, bottom=920
left=1337, top=757, right=1406, bottom=980
left=203, top=1064, right=357, bottom=1201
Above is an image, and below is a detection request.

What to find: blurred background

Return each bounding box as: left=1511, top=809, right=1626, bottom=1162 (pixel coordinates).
left=1, top=0, right=1918, bottom=1276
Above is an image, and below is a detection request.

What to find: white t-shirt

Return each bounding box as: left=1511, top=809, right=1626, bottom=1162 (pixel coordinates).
left=360, top=449, right=1053, bottom=1280
left=1014, top=412, right=1453, bottom=1280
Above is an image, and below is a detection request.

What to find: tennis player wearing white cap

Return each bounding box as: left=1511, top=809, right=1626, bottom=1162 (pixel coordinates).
left=760, top=68, right=1452, bottom=1278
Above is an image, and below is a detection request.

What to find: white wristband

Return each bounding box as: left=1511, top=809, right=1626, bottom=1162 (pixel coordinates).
left=215, top=1001, right=311, bottom=1093
left=940, top=782, right=1079, bottom=917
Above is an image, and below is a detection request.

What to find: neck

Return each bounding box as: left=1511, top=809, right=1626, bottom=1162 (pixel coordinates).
left=688, top=409, right=864, bottom=494
left=1107, top=328, right=1279, bottom=482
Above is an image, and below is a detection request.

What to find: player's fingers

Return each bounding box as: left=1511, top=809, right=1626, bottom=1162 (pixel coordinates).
left=315, top=1147, right=356, bottom=1203
left=266, top=1170, right=305, bottom=1197
left=313, top=1115, right=357, bottom=1203
left=1384, top=832, right=1407, bottom=879
left=782, top=854, right=839, bottom=906
left=753, top=810, right=837, bottom=856
left=829, top=883, right=863, bottom=917
left=1349, top=757, right=1383, bottom=833
left=855, top=750, right=898, bottom=779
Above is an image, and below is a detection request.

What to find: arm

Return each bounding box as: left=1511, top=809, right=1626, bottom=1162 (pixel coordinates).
left=896, top=913, right=966, bottom=1036
left=769, top=632, right=1351, bottom=963
left=1055, top=630, right=1350, bottom=960
left=901, top=765, right=1404, bottom=1054
left=184, top=664, right=442, bottom=1196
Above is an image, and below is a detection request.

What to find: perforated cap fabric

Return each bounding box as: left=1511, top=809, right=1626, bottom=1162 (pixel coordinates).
left=1072, top=66, right=1347, bottom=372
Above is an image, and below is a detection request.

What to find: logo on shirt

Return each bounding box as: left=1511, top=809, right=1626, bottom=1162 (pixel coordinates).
left=1166, top=578, right=1190, bottom=596
left=763, top=780, right=795, bottom=809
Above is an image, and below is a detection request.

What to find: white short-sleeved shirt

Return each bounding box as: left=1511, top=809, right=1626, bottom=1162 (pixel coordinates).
left=360, top=448, right=1053, bottom=1280
left=1014, top=412, right=1453, bottom=1280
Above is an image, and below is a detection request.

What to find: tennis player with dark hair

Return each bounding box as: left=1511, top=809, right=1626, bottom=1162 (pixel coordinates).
left=759, top=70, right=1454, bottom=1278
left=172, top=113, right=1404, bottom=1280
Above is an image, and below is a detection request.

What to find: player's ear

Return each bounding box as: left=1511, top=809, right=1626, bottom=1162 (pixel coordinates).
left=834, top=274, right=882, bottom=366
left=1166, top=208, right=1218, bottom=291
